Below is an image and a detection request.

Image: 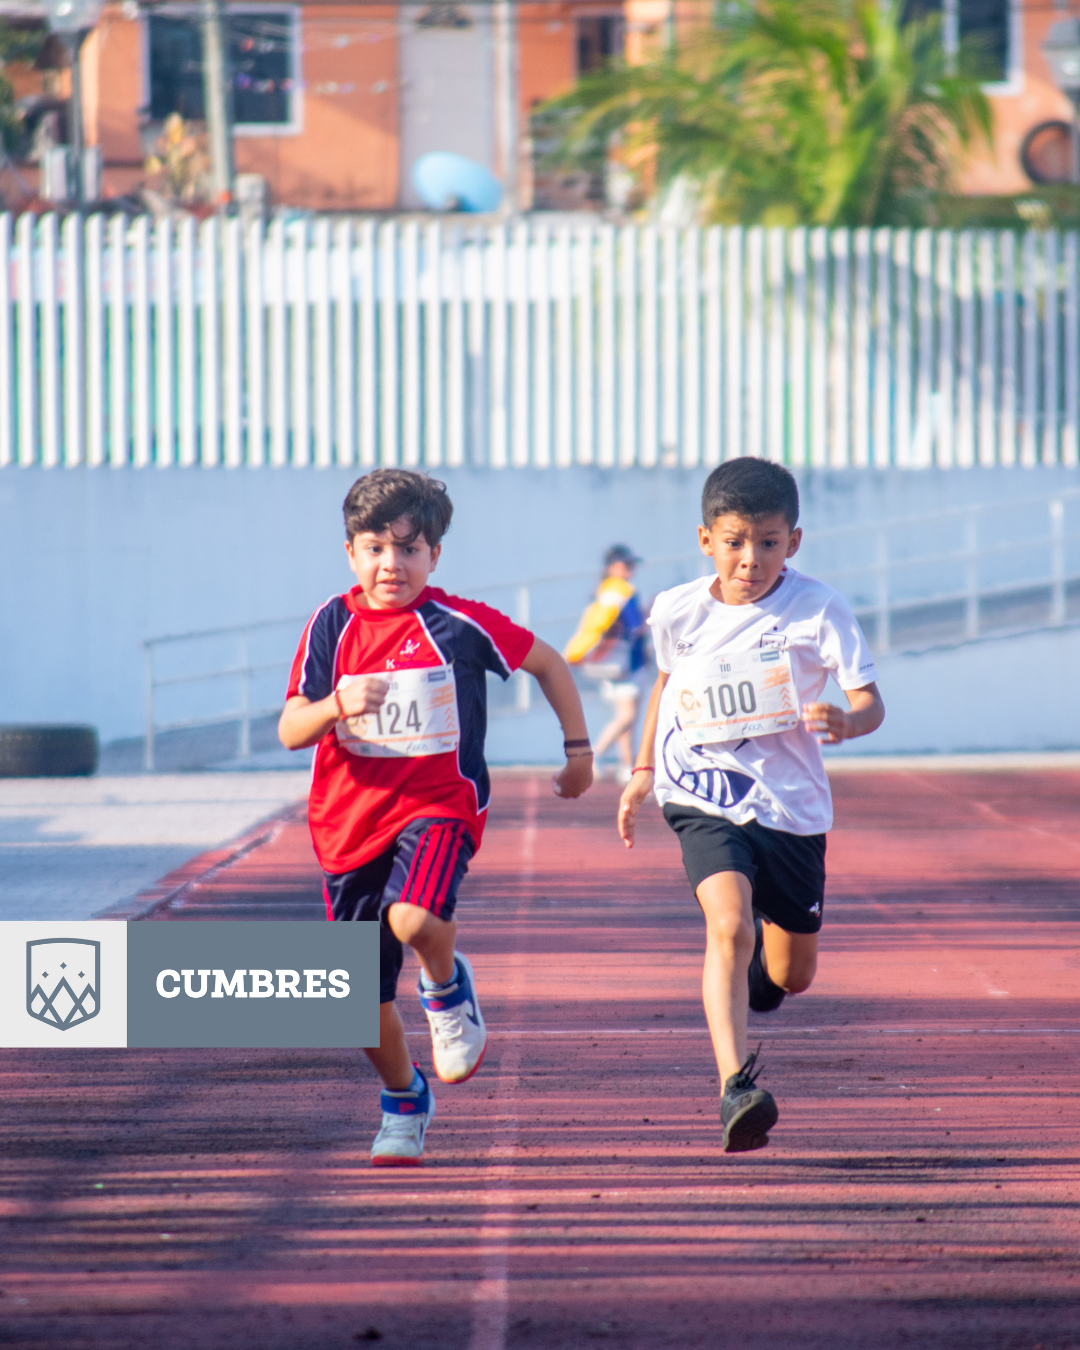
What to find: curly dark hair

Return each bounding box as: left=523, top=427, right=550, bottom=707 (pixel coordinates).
left=342, top=469, right=454, bottom=547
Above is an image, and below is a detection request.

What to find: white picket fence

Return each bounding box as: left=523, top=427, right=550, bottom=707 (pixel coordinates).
left=1, top=212, right=1078, bottom=471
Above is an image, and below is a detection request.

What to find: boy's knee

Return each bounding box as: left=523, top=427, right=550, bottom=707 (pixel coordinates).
left=386, top=901, right=453, bottom=944
left=768, top=952, right=817, bottom=994
left=705, top=909, right=753, bottom=953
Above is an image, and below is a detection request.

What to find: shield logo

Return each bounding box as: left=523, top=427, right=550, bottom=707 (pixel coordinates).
left=26, top=938, right=101, bottom=1030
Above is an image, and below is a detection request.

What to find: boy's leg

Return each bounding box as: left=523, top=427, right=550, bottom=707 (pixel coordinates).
left=384, top=818, right=486, bottom=1084
left=324, top=862, right=435, bottom=1166
left=760, top=922, right=817, bottom=993
left=365, top=1000, right=415, bottom=1090
left=386, top=903, right=457, bottom=985
left=663, top=807, right=779, bottom=1152
left=368, top=1001, right=436, bottom=1168
left=746, top=819, right=825, bottom=1006
left=697, top=868, right=779, bottom=1153
left=594, top=691, right=637, bottom=765
left=696, top=870, right=755, bottom=1083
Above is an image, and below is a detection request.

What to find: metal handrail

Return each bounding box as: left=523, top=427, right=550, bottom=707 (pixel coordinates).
left=138, top=491, right=1078, bottom=767
left=141, top=617, right=306, bottom=771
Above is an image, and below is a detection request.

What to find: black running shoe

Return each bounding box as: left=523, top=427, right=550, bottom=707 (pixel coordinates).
left=721, top=1048, right=779, bottom=1153
left=748, top=916, right=786, bottom=1013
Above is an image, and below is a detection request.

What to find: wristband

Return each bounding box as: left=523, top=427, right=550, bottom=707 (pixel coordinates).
left=565, top=749, right=594, bottom=759
left=563, top=738, right=592, bottom=750
left=631, top=766, right=655, bottom=774
left=333, top=689, right=346, bottom=720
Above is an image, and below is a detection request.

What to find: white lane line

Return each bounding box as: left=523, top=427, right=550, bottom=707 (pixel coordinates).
left=468, top=777, right=536, bottom=1350
left=410, top=1025, right=1080, bottom=1037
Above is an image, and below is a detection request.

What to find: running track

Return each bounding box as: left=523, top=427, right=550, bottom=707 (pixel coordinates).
left=2, top=769, right=1079, bottom=1349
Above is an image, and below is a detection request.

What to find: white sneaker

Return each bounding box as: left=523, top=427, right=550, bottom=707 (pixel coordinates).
left=417, top=952, right=487, bottom=1084
left=371, top=1068, right=435, bottom=1167
left=615, top=765, right=633, bottom=787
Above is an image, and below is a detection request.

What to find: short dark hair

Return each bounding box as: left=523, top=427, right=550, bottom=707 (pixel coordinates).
left=343, top=469, right=454, bottom=547
left=701, top=458, right=799, bottom=530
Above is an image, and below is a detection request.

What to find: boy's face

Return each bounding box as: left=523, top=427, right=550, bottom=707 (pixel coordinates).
left=345, top=515, right=440, bottom=610
left=699, top=512, right=802, bottom=606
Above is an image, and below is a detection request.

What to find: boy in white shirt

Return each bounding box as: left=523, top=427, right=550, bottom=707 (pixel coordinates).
left=617, top=458, right=884, bottom=1153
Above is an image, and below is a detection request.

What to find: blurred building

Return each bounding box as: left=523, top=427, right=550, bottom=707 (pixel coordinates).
left=624, top=0, right=1080, bottom=198
left=0, top=0, right=624, bottom=210
left=0, top=0, right=1077, bottom=209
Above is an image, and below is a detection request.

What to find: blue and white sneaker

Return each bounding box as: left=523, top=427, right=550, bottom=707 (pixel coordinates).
left=371, top=1066, right=435, bottom=1168
left=418, top=952, right=487, bottom=1084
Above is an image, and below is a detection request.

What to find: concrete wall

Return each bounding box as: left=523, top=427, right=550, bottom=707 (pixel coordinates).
left=1, top=464, right=1077, bottom=752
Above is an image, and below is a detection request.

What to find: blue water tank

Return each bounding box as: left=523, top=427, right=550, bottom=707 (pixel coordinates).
left=411, top=152, right=503, bottom=214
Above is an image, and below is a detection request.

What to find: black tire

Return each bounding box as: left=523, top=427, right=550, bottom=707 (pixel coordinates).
left=0, top=725, right=99, bottom=778
left=1020, top=120, right=1074, bottom=185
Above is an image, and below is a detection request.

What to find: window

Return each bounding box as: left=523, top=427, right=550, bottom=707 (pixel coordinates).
left=147, top=7, right=300, bottom=132
left=902, top=0, right=1013, bottom=86
left=957, top=0, right=1009, bottom=83
left=576, top=16, right=623, bottom=75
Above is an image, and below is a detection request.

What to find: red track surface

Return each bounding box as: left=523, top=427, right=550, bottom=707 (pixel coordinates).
left=2, top=769, right=1080, bottom=1349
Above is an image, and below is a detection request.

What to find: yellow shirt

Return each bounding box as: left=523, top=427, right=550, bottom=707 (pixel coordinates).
left=564, top=576, right=636, bottom=665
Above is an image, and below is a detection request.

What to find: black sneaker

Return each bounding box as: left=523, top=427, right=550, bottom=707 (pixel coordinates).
left=721, top=1048, right=778, bottom=1153
left=748, top=916, right=786, bottom=1013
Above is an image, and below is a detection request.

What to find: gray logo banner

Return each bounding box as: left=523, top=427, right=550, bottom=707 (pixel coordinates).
left=126, top=922, right=379, bottom=1048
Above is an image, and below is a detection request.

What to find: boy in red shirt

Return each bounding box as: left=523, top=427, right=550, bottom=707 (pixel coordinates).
left=280, top=469, right=592, bottom=1166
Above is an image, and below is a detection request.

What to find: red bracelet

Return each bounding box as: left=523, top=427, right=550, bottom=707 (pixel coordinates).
left=333, top=689, right=346, bottom=720
left=631, top=766, right=655, bottom=774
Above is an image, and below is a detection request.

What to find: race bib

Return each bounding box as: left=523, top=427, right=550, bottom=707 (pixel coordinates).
left=335, top=665, right=459, bottom=758
left=673, top=649, right=800, bottom=745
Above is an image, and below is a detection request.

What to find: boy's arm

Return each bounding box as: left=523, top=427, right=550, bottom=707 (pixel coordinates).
left=278, top=676, right=390, bottom=750
left=802, top=682, right=885, bottom=745
left=617, top=670, right=669, bottom=848
left=519, top=637, right=592, bottom=798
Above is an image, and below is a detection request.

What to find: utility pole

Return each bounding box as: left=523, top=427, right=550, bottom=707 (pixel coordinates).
left=201, top=0, right=235, bottom=208
left=494, top=0, right=518, bottom=215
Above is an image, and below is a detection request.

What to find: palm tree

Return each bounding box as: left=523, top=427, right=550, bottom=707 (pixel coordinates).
left=541, top=0, right=993, bottom=227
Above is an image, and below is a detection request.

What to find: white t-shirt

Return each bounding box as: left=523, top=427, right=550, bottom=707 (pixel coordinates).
left=648, top=567, right=877, bottom=835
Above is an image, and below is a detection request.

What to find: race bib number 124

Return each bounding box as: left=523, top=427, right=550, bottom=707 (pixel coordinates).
left=674, top=649, right=800, bottom=745
left=335, top=666, right=460, bottom=758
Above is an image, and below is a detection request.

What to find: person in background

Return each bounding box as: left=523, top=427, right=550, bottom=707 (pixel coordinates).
left=564, top=545, right=650, bottom=785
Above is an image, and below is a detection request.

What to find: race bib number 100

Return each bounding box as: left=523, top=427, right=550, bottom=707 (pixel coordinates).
left=674, top=649, right=800, bottom=745
left=335, top=666, right=460, bottom=758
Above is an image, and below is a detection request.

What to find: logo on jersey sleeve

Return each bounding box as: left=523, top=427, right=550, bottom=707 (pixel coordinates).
left=661, top=729, right=754, bottom=808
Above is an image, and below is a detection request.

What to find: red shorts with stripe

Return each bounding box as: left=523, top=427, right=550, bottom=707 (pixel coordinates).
left=322, top=817, right=474, bottom=1003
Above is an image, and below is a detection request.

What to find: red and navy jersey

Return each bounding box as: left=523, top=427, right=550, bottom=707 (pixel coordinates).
left=287, top=585, right=534, bottom=875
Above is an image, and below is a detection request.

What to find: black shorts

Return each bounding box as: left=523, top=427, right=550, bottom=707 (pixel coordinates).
left=663, top=804, right=825, bottom=935
left=323, top=816, right=474, bottom=1003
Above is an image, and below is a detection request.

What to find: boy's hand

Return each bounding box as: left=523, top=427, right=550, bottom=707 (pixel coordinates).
left=802, top=701, right=849, bottom=744
left=336, top=676, right=390, bottom=718
left=617, top=769, right=654, bottom=848
left=553, top=755, right=593, bottom=799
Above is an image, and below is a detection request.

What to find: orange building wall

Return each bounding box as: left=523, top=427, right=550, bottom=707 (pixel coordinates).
left=518, top=3, right=578, bottom=111
left=234, top=4, right=399, bottom=210
left=959, top=6, right=1080, bottom=196
left=86, top=3, right=399, bottom=210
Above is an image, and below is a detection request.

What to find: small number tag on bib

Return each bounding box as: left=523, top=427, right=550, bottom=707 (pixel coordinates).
left=674, top=649, right=800, bottom=745
left=335, top=665, right=460, bottom=758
